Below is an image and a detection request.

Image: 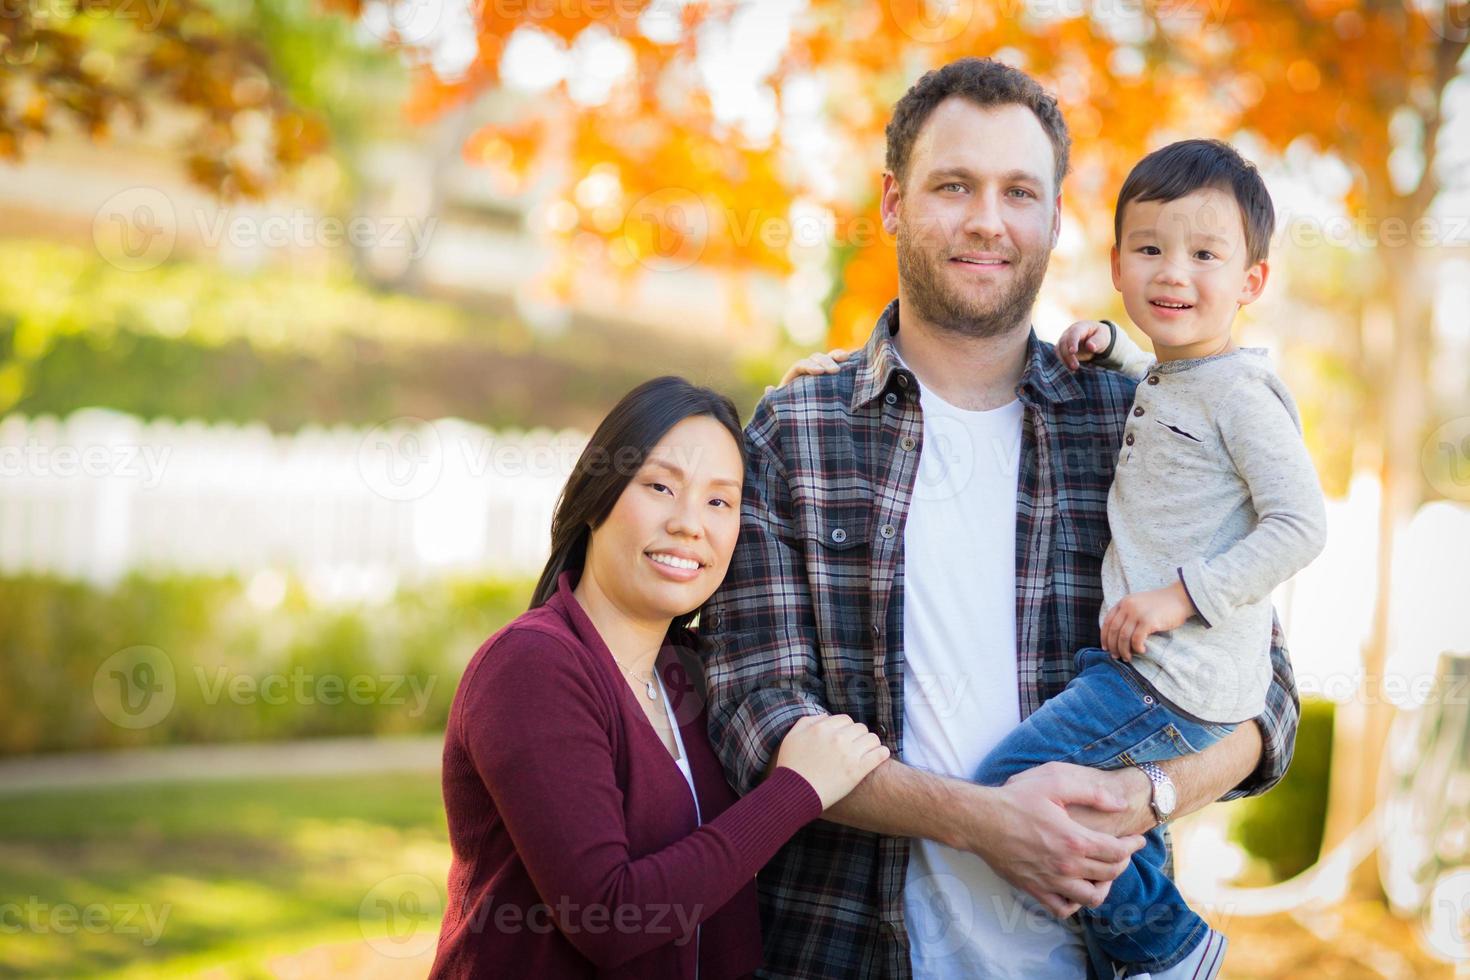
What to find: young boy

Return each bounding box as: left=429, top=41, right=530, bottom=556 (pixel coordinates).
left=780, top=139, right=1327, bottom=980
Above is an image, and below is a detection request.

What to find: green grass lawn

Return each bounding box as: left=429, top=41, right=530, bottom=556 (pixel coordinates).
left=0, top=774, right=451, bottom=978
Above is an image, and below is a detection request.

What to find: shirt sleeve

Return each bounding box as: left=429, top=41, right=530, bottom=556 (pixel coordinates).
left=1176, top=376, right=1329, bottom=628
left=1095, top=320, right=1156, bottom=381
left=460, top=630, right=823, bottom=969
left=700, top=396, right=831, bottom=798
left=1219, top=611, right=1300, bottom=801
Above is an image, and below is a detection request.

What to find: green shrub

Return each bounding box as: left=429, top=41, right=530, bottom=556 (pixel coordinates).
left=0, top=241, right=769, bottom=429
left=0, top=573, right=534, bottom=755
left=1230, top=695, right=1334, bottom=880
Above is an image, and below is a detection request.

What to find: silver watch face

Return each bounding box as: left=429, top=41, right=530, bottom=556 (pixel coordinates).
left=1154, top=779, right=1177, bottom=817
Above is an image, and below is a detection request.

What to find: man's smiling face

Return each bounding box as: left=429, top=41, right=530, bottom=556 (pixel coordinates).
left=882, top=97, right=1062, bottom=339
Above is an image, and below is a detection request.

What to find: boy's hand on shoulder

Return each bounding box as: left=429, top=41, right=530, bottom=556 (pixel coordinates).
left=1056, top=320, right=1111, bottom=372
left=1102, top=581, right=1197, bottom=661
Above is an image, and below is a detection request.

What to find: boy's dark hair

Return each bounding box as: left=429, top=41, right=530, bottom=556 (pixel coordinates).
left=1114, top=139, right=1275, bottom=265
left=885, top=57, right=1071, bottom=194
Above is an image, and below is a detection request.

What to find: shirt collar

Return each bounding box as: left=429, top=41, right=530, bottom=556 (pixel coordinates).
left=849, top=298, right=1084, bottom=411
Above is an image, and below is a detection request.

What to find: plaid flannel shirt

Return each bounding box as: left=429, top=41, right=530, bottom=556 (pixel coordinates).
left=700, top=299, right=1300, bottom=980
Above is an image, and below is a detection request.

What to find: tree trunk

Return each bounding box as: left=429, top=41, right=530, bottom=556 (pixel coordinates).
left=1320, top=233, right=1433, bottom=896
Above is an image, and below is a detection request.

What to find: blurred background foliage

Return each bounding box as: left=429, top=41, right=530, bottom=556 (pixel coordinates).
left=1, top=0, right=1466, bottom=976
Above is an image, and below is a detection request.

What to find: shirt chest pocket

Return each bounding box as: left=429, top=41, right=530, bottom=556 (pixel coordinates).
left=1145, top=412, right=1220, bottom=471
left=1052, top=507, right=1109, bottom=653
left=796, top=501, right=873, bottom=650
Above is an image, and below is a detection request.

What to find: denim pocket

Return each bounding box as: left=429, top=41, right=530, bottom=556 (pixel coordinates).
left=1168, top=720, right=1237, bottom=754
left=1112, top=725, right=1187, bottom=768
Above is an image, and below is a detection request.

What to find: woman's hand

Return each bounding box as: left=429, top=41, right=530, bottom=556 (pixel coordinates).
left=765, top=348, right=851, bottom=395
left=773, top=713, right=889, bottom=809
left=1056, top=320, right=1112, bottom=372
left=1102, top=581, right=1197, bottom=660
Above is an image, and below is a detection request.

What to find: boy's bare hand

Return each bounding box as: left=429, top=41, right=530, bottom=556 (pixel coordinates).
left=1056, top=320, right=1112, bottom=372
left=1102, top=581, right=1197, bottom=660
left=766, top=348, right=851, bottom=395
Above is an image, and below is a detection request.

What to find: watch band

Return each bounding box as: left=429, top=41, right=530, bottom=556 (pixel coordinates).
left=1136, top=761, right=1175, bottom=826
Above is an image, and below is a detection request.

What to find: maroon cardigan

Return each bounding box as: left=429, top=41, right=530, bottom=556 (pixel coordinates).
left=430, top=568, right=822, bottom=979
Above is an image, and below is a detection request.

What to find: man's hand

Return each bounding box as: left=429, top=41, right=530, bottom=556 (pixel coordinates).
left=1102, top=580, right=1197, bottom=661
left=766, top=347, right=850, bottom=394
left=963, top=762, right=1146, bottom=919
left=1044, top=765, right=1156, bottom=838
left=1056, top=320, right=1112, bottom=371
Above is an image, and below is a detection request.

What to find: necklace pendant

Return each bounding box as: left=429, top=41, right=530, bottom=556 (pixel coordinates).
left=645, top=680, right=657, bottom=700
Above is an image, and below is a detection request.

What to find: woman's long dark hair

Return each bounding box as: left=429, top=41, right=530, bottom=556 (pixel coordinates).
left=529, top=376, right=747, bottom=630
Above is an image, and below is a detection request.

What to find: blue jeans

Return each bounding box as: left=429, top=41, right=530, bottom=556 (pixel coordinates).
left=973, top=647, right=1236, bottom=974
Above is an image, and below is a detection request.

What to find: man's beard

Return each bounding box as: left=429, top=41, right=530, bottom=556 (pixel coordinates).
left=896, top=219, right=1051, bottom=339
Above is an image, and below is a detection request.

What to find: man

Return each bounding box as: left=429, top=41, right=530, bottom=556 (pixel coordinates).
left=700, top=58, right=1299, bottom=979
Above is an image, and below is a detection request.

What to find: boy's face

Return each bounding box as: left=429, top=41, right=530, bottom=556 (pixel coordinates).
left=1111, top=186, right=1268, bottom=360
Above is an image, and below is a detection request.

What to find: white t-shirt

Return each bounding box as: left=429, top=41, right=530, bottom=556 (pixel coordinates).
left=899, top=383, right=1087, bottom=979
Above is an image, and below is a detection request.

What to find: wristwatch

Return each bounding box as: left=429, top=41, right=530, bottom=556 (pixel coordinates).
left=1135, top=762, right=1176, bottom=826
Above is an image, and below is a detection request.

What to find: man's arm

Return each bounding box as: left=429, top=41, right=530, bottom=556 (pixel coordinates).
left=1062, top=614, right=1301, bottom=836
left=822, top=756, right=1145, bottom=918
left=700, top=398, right=829, bottom=799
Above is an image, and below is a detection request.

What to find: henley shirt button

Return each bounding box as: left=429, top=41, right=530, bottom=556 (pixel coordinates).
left=885, top=392, right=898, bottom=405
left=830, top=527, right=847, bottom=544
left=1147, top=375, right=1160, bottom=385
left=1133, top=406, right=1145, bottom=417
left=1125, top=433, right=1135, bottom=445
left=880, top=523, right=896, bottom=538
left=900, top=436, right=917, bottom=451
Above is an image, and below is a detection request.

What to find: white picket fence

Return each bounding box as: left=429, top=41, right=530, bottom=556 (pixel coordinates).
left=0, top=409, right=585, bottom=595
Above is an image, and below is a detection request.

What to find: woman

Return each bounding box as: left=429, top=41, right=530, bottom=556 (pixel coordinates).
left=431, top=376, right=888, bottom=979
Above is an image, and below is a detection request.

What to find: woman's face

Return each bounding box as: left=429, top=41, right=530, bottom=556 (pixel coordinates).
left=584, top=415, right=744, bottom=624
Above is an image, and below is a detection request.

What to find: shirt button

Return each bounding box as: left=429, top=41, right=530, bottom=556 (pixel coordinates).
left=875, top=723, right=890, bottom=739
left=885, top=392, right=898, bottom=405
left=707, top=611, right=721, bottom=630
left=1147, top=375, right=1160, bottom=385
left=1133, top=406, right=1144, bottom=417
left=830, top=527, right=847, bottom=544
left=1125, top=433, right=1135, bottom=446
left=900, top=436, right=917, bottom=451
left=880, top=523, right=896, bottom=538
left=897, top=374, right=910, bottom=388
left=871, top=624, right=881, bottom=637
